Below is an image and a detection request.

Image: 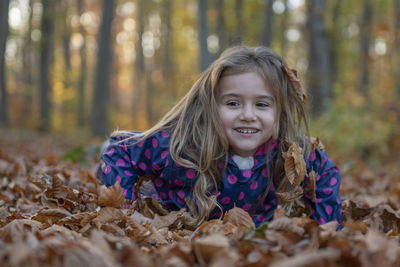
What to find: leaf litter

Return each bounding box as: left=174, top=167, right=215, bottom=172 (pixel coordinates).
left=0, top=135, right=400, bottom=266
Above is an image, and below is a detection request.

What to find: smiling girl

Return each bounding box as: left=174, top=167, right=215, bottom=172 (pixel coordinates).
left=100, top=46, right=342, bottom=227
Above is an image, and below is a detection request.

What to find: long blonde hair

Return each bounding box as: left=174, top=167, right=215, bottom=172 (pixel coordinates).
left=114, top=46, right=310, bottom=224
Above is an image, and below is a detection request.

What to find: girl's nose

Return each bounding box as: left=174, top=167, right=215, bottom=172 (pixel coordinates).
left=240, top=105, right=256, bottom=121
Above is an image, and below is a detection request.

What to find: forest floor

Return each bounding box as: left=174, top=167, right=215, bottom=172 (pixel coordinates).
left=0, top=130, right=400, bottom=266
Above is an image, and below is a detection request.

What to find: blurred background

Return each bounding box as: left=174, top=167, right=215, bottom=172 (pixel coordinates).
left=0, top=0, right=399, bottom=166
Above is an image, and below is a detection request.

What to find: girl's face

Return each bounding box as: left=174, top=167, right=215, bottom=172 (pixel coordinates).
left=217, top=71, right=277, bottom=157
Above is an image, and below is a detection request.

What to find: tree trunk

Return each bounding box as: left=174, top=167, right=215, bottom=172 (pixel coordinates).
left=162, top=0, right=174, bottom=97
left=77, top=0, right=87, bottom=127
left=0, top=0, right=10, bottom=127
left=261, top=0, right=274, bottom=47
left=91, top=0, right=115, bottom=137
left=394, top=0, right=400, bottom=98
left=231, top=0, right=244, bottom=45
left=358, top=0, right=373, bottom=95
left=39, top=0, right=56, bottom=132
left=132, top=0, right=145, bottom=129
left=216, top=0, right=226, bottom=52
left=328, top=0, right=342, bottom=86
left=198, top=0, right=210, bottom=71
left=307, top=0, right=331, bottom=117
left=280, top=0, right=288, bottom=57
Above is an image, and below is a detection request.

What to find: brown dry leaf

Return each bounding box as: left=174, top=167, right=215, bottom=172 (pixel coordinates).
left=32, top=208, right=72, bottom=224
left=98, top=181, right=125, bottom=208
left=268, top=216, right=305, bottom=237
left=193, top=233, right=238, bottom=266
left=151, top=209, right=185, bottom=230
left=143, top=197, right=169, bottom=216
left=222, top=207, right=255, bottom=229
left=304, top=170, right=317, bottom=203
left=125, top=216, right=152, bottom=242
left=269, top=248, right=340, bottom=267
left=1, top=219, right=43, bottom=243
left=281, top=64, right=306, bottom=104
left=92, top=207, right=124, bottom=229
left=363, top=230, right=400, bottom=265
left=310, top=137, right=325, bottom=151
left=282, top=142, right=307, bottom=186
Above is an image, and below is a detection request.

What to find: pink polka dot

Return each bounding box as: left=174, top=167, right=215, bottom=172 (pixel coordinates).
left=124, top=170, right=133, bottom=176
left=238, top=192, right=245, bottom=200
left=177, top=190, right=185, bottom=199
left=152, top=163, right=160, bottom=171
left=227, top=174, right=237, bottom=184
left=137, top=141, right=144, bottom=147
left=116, top=159, right=126, bottom=167
left=221, top=197, right=230, bottom=204
left=308, top=152, right=316, bottom=161
left=250, top=181, right=258, bottom=190
left=138, top=162, right=147, bottom=171
left=115, top=176, right=122, bottom=183
left=165, top=159, right=169, bottom=166
left=124, top=155, right=130, bottom=162
left=168, top=190, right=174, bottom=199
left=155, top=178, right=163, bottom=187
left=161, top=130, right=170, bottom=138
left=270, top=183, right=275, bottom=191
left=145, top=149, right=151, bottom=159
left=161, top=150, right=168, bottom=159
left=257, top=215, right=266, bottom=222
left=104, top=165, right=111, bottom=174
left=242, top=203, right=252, bottom=211
left=214, top=211, right=222, bottom=217
left=336, top=197, right=340, bottom=204
left=325, top=205, right=333, bottom=215
left=131, top=191, right=136, bottom=200
left=330, top=178, right=338, bottom=186
left=254, top=144, right=266, bottom=156
left=316, top=175, right=321, bottom=181
left=176, top=162, right=181, bottom=167
left=107, top=148, right=115, bottom=157
left=131, top=161, right=137, bottom=167
left=174, top=179, right=184, bottom=186
left=265, top=204, right=271, bottom=211
left=254, top=159, right=258, bottom=165
left=177, top=197, right=185, bottom=205
left=159, top=192, right=167, bottom=200
left=122, top=188, right=127, bottom=196
left=320, top=158, right=327, bottom=167
left=262, top=168, right=268, bottom=177
left=318, top=217, right=326, bottom=224
left=186, top=169, right=195, bottom=179
left=316, top=198, right=322, bottom=203
left=152, top=138, right=158, bottom=148
left=323, top=188, right=332, bottom=195
left=243, top=170, right=252, bottom=178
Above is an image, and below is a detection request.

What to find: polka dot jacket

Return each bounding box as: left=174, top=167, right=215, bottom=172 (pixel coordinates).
left=100, top=130, right=342, bottom=227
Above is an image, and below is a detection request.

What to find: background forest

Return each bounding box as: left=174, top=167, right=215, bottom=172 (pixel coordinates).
left=1, top=0, right=400, bottom=166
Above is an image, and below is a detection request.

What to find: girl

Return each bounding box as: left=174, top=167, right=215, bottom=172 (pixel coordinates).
left=100, top=46, right=341, bottom=227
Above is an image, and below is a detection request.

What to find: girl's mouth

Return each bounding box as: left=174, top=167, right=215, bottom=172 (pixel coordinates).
left=235, top=128, right=259, bottom=134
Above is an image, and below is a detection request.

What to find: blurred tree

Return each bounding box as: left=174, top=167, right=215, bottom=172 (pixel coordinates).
left=198, top=0, right=211, bottom=71
left=0, top=0, right=10, bottom=127
left=231, top=0, right=244, bottom=45
left=216, top=0, right=227, bottom=52
left=280, top=0, right=288, bottom=57
left=261, top=0, right=274, bottom=47
left=328, top=0, right=342, bottom=86
left=162, top=0, right=174, bottom=97
left=132, top=0, right=145, bottom=128
left=307, top=0, right=331, bottom=117
left=77, top=0, right=87, bottom=127
left=358, top=0, right=373, bottom=95
left=39, top=0, right=56, bottom=132
left=91, top=0, right=115, bottom=137
left=61, top=0, right=72, bottom=88
left=394, top=0, right=400, bottom=98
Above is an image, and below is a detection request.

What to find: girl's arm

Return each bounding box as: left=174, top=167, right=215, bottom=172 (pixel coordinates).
left=307, top=149, right=342, bottom=225
left=100, top=131, right=170, bottom=200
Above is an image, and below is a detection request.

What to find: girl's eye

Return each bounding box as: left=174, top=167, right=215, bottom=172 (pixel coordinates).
left=256, top=102, right=269, bottom=107
left=226, top=101, right=239, bottom=107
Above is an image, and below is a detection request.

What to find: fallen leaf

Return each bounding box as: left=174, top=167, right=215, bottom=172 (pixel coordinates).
left=98, top=182, right=125, bottom=208
left=222, top=207, right=255, bottom=229
left=282, top=142, right=306, bottom=186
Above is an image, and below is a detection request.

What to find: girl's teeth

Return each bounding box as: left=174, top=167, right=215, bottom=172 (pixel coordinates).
left=237, top=129, right=257, bottom=134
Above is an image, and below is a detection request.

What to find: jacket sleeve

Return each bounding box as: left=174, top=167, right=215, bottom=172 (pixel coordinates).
left=100, top=131, right=170, bottom=200
left=306, top=149, right=342, bottom=225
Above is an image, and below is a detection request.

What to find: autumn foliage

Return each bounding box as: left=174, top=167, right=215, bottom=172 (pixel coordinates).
left=0, top=134, right=400, bottom=266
